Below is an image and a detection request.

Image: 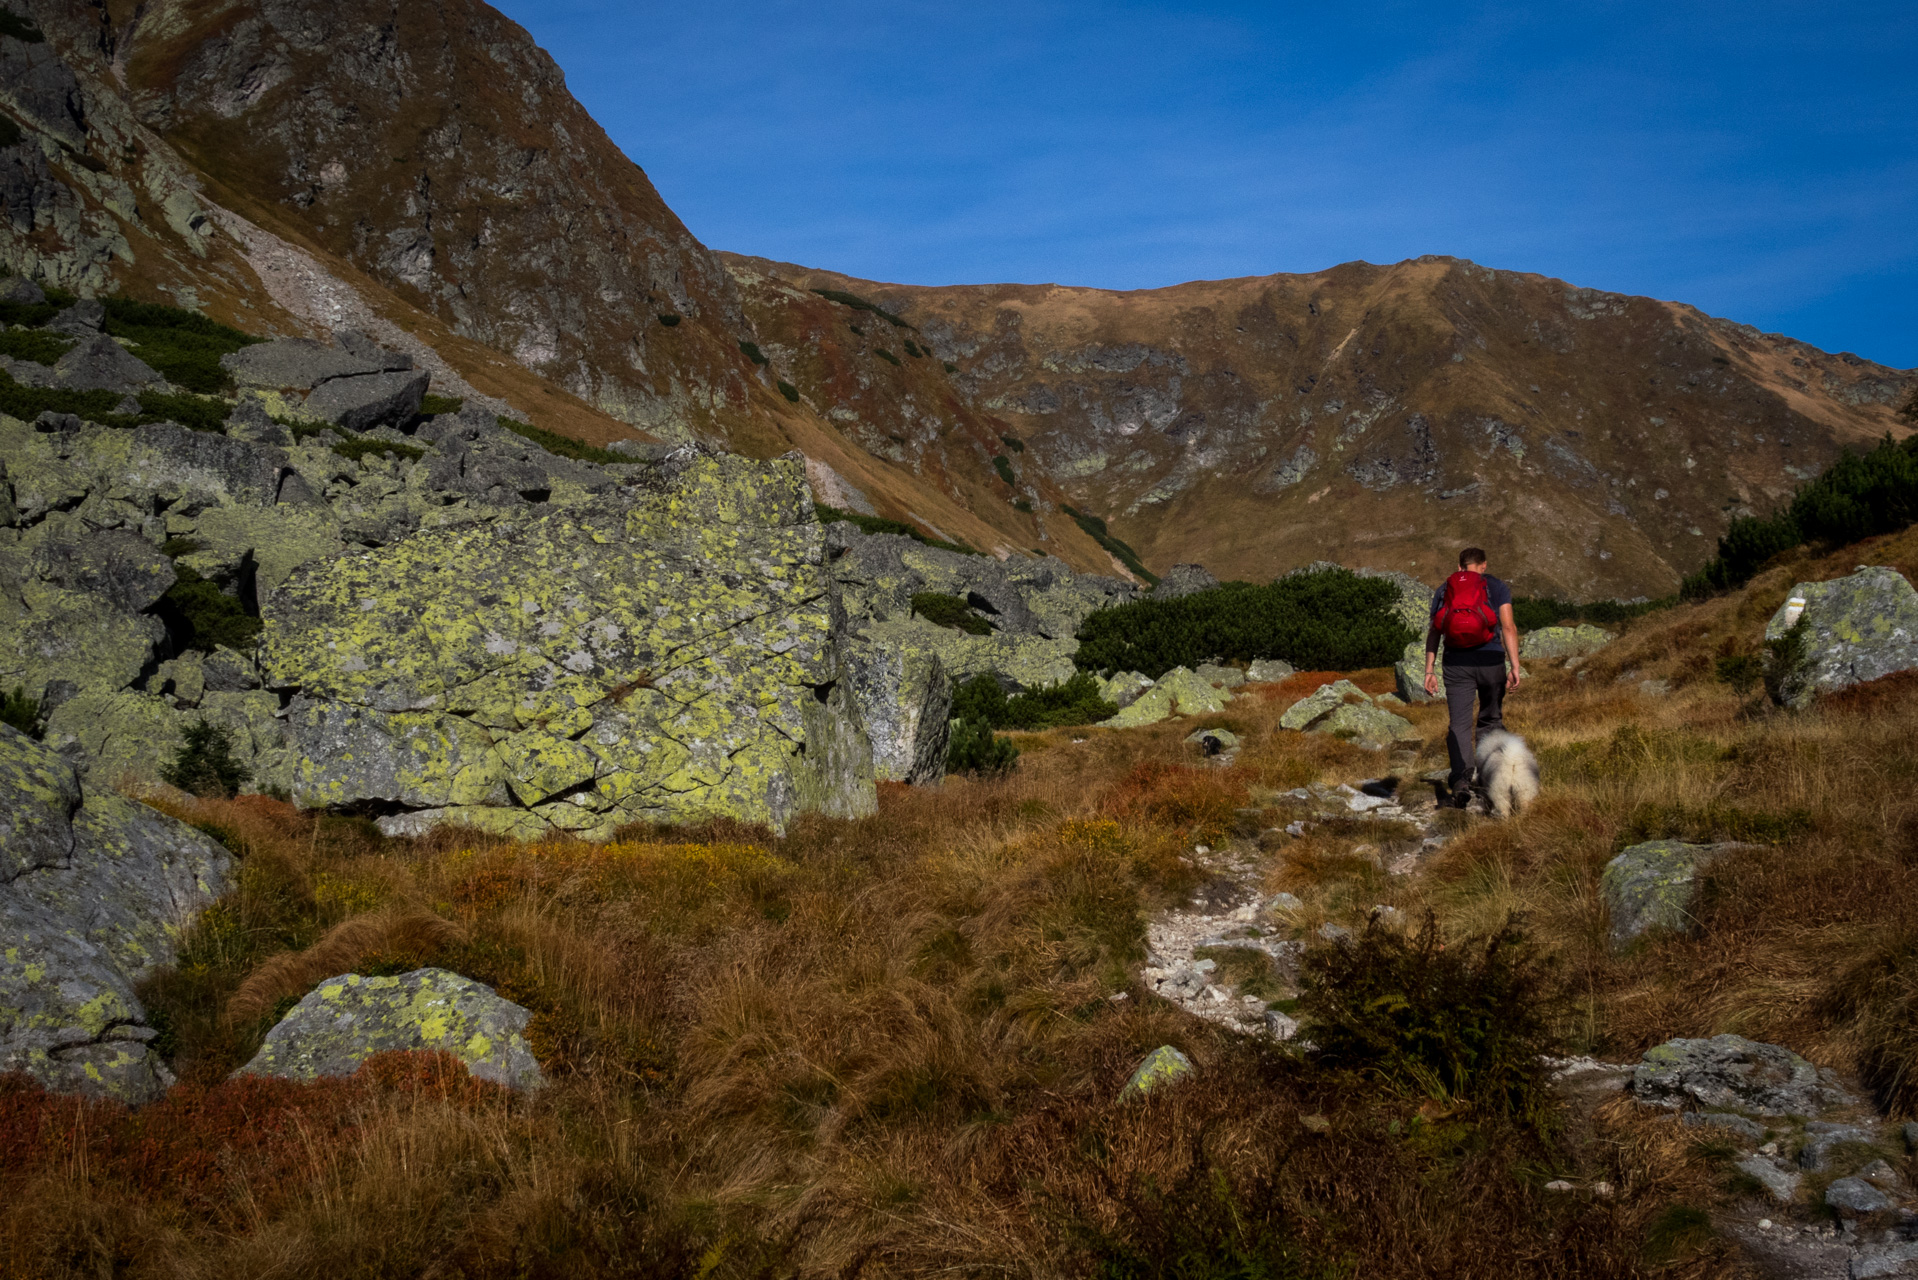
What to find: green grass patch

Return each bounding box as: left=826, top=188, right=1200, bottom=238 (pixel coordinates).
left=902, top=339, right=925, bottom=358
left=992, top=455, right=1016, bottom=485
left=657, top=313, right=681, bottom=327
left=498, top=416, right=622, bottom=465
left=874, top=348, right=901, bottom=367
left=912, top=592, right=994, bottom=635
left=999, top=434, right=1025, bottom=453
left=776, top=379, right=800, bottom=403
left=0, top=371, right=138, bottom=426
left=813, top=502, right=978, bottom=555
left=1641, top=1204, right=1714, bottom=1264
left=419, top=394, right=464, bottom=416
left=331, top=437, right=425, bottom=465
left=1013, top=497, right=1033, bottom=513
left=738, top=340, right=768, bottom=365
left=943, top=361, right=958, bottom=373
left=0, top=327, right=74, bottom=365
left=1073, top=566, right=1416, bottom=678
left=1510, top=595, right=1674, bottom=630
left=1059, top=504, right=1157, bottom=585
left=810, top=288, right=913, bottom=330
left=102, top=297, right=260, bottom=395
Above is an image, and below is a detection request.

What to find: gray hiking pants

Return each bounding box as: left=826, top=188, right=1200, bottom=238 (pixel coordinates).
left=1444, top=661, right=1506, bottom=794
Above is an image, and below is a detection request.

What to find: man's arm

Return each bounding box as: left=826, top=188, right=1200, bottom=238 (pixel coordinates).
left=1499, top=603, right=1523, bottom=688
left=1422, top=622, right=1442, bottom=695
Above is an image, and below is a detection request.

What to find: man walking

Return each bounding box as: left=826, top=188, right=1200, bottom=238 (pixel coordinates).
left=1422, top=547, right=1523, bottom=807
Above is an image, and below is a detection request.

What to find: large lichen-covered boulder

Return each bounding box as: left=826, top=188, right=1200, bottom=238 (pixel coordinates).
left=854, top=616, right=1079, bottom=693
left=302, top=369, right=429, bottom=432
left=843, top=638, right=951, bottom=784
left=0, top=725, right=232, bottom=1103
left=236, top=968, right=542, bottom=1091
left=1631, top=1034, right=1853, bottom=1118
left=1766, top=566, right=1918, bottom=708
left=1099, top=665, right=1231, bottom=728
left=1278, top=679, right=1368, bottom=730
left=259, top=452, right=876, bottom=837
left=1600, top=840, right=1749, bottom=950
left=1314, top=701, right=1416, bottom=750
left=1520, top=624, right=1614, bottom=662
left=1148, top=563, right=1219, bottom=601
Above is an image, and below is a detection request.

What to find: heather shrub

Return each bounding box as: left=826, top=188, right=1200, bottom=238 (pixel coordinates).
left=101, top=296, right=259, bottom=394
left=1074, top=567, right=1415, bottom=678
left=912, top=591, right=993, bottom=634
left=158, top=564, right=261, bottom=651
left=497, top=416, right=623, bottom=465
left=163, top=720, right=253, bottom=799
left=947, top=716, right=1018, bottom=776
left=1, top=685, right=40, bottom=737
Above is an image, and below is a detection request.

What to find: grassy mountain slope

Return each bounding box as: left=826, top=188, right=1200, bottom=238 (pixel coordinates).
left=728, top=254, right=1915, bottom=600
left=5, top=526, right=1913, bottom=1275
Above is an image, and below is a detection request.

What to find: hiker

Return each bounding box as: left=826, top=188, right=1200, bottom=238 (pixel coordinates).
left=1421, top=547, right=1523, bottom=807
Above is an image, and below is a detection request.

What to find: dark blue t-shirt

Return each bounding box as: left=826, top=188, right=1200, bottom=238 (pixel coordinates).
left=1430, top=573, right=1512, bottom=665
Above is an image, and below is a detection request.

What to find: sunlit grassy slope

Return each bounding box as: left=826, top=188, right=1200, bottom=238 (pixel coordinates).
left=3, top=529, right=1915, bottom=1277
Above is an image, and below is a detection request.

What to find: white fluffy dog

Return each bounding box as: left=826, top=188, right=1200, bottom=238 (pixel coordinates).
left=1474, top=729, right=1539, bottom=818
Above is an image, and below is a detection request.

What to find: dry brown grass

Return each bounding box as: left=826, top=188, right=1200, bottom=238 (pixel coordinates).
left=6, top=534, right=1916, bottom=1275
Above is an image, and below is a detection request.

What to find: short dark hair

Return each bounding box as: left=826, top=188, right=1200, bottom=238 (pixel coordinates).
left=1459, top=547, right=1488, bottom=568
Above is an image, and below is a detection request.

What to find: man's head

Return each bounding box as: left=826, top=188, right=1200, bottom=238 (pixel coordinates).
left=1459, top=547, right=1488, bottom=571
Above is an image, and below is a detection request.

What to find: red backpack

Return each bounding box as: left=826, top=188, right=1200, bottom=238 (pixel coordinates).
left=1437, top=571, right=1497, bottom=647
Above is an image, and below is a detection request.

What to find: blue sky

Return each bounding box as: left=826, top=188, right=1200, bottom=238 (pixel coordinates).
left=492, top=1, right=1918, bottom=368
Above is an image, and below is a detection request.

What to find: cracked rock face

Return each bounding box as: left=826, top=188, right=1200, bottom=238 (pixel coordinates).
left=1632, top=1034, right=1855, bottom=1118
left=0, top=724, right=232, bottom=1104
left=259, top=451, right=877, bottom=838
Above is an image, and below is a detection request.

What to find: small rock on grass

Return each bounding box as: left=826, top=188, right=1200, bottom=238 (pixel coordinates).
left=1736, top=1155, right=1802, bottom=1204
left=1825, top=1176, right=1892, bottom=1215
left=1120, top=1045, right=1195, bottom=1100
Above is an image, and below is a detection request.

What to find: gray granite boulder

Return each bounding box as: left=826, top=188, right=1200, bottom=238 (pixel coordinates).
left=1825, top=1177, right=1892, bottom=1215
left=47, top=299, right=104, bottom=336
left=1245, top=658, right=1295, bottom=683
left=29, top=526, right=175, bottom=614
left=52, top=333, right=165, bottom=394
left=235, top=968, right=543, bottom=1091
left=0, top=724, right=233, bottom=1103
left=1632, top=1034, right=1854, bottom=1117
left=1279, top=679, right=1368, bottom=730
left=0, top=274, right=46, bottom=304
left=302, top=369, right=430, bottom=432
left=845, top=638, right=951, bottom=784
left=1314, top=701, right=1416, bottom=750
left=1766, top=567, right=1918, bottom=708
left=1193, top=662, right=1246, bottom=688
left=220, top=337, right=391, bottom=390
left=1149, top=563, right=1219, bottom=601
left=1394, top=638, right=1440, bottom=703
left=1520, top=623, right=1614, bottom=661
left=1600, top=840, right=1753, bottom=950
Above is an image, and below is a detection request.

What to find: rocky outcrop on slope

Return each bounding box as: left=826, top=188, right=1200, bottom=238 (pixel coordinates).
left=0, top=724, right=232, bottom=1103
left=827, top=523, right=1139, bottom=778
left=264, top=450, right=875, bottom=838
left=1765, top=566, right=1918, bottom=708
left=3, top=333, right=881, bottom=836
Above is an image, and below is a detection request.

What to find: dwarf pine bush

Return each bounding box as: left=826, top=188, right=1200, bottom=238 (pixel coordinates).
left=950, top=672, right=1116, bottom=731
left=163, top=719, right=253, bottom=798
left=1074, top=567, right=1414, bottom=678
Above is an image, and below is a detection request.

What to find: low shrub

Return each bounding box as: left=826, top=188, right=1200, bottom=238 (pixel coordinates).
left=810, top=288, right=913, bottom=329
left=1013, top=497, right=1033, bottom=513
left=102, top=297, right=259, bottom=394
left=657, top=313, right=680, bottom=326
left=946, top=716, right=1018, bottom=776
left=991, top=455, right=1015, bottom=485
left=950, top=672, right=1117, bottom=731
left=1073, top=567, right=1416, bottom=679
left=1510, top=595, right=1672, bottom=630
left=874, top=348, right=901, bottom=367
left=912, top=592, right=993, bottom=635
left=776, top=379, right=800, bottom=403
left=1684, top=433, right=1918, bottom=597
left=902, top=338, right=925, bottom=358
left=0, top=327, right=73, bottom=365
left=1714, top=651, right=1763, bottom=694
left=943, top=361, right=958, bottom=373
left=498, top=416, right=622, bottom=465
left=814, top=502, right=977, bottom=555
left=158, top=564, right=261, bottom=651
left=331, top=436, right=425, bottom=464
left=738, top=340, right=768, bottom=365
left=1763, top=616, right=1810, bottom=705
left=1059, top=504, right=1157, bottom=585
left=1, top=685, right=41, bottom=737
left=162, top=719, right=253, bottom=798
left=137, top=389, right=232, bottom=433
left=419, top=393, right=464, bottom=416
left=1297, top=913, right=1559, bottom=1123
left=999, top=434, right=1024, bottom=453
left=0, top=370, right=139, bottom=425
